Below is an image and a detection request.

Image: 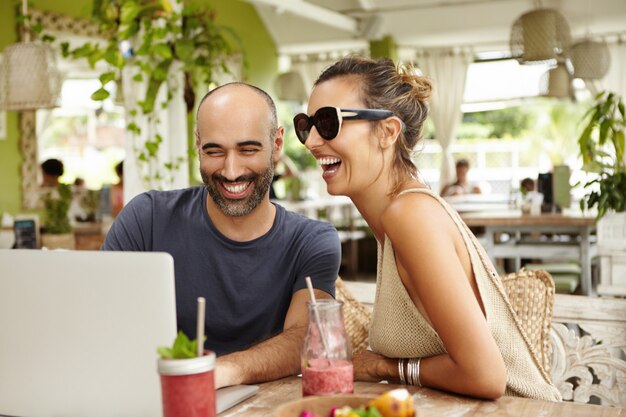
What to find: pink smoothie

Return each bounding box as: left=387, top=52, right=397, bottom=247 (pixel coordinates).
left=302, top=359, right=354, bottom=396
left=160, top=370, right=215, bottom=417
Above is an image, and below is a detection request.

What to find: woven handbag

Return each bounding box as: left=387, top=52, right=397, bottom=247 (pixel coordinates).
left=501, top=268, right=555, bottom=374
left=335, top=277, right=372, bottom=355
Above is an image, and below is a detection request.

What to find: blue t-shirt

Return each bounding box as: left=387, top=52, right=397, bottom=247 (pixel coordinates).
left=101, top=187, right=341, bottom=356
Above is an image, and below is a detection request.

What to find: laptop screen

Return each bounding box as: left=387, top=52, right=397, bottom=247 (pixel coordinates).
left=0, top=250, right=177, bottom=417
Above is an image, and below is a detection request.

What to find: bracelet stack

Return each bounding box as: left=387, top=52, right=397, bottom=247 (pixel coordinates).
left=397, top=357, right=422, bottom=387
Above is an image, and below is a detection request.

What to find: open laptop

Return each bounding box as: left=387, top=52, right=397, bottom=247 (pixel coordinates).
left=0, top=250, right=257, bottom=417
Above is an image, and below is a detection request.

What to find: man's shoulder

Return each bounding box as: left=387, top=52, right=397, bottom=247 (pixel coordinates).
left=134, top=186, right=203, bottom=205
left=279, top=205, right=336, bottom=233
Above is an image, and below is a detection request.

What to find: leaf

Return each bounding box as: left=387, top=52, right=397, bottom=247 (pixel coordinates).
left=127, top=122, right=141, bottom=134
left=157, top=331, right=205, bottom=359
left=91, top=88, right=110, bottom=101
left=132, top=73, right=143, bottom=82
left=120, top=1, right=141, bottom=24
left=99, top=71, right=116, bottom=86
left=152, top=43, right=173, bottom=60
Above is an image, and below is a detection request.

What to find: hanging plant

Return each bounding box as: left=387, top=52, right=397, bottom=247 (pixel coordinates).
left=59, top=0, right=245, bottom=187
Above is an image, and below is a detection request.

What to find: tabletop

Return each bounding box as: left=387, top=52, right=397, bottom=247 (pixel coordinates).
left=220, top=376, right=623, bottom=417
left=460, top=209, right=597, bottom=228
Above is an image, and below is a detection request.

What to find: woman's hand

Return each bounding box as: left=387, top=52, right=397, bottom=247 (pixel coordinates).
left=353, top=350, right=397, bottom=382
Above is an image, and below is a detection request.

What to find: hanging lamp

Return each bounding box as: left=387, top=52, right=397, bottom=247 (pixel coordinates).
left=274, top=71, right=308, bottom=103
left=540, top=61, right=574, bottom=99
left=0, top=0, right=62, bottom=110
left=510, top=8, right=571, bottom=64
left=570, top=38, right=611, bottom=80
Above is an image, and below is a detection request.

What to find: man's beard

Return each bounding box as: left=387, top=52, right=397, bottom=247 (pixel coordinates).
left=201, top=155, right=274, bottom=217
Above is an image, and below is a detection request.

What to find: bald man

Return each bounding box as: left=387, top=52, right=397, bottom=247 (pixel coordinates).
left=102, top=83, right=341, bottom=387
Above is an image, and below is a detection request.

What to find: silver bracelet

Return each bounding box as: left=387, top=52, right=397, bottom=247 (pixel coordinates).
left=414, top=357, right=422, bottom=387
left=407, top=358, right=422, bottom=387
left=398, top=358, right=406, bottom=384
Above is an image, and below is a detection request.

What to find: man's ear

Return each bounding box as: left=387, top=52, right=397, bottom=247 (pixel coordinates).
left=194, top=128, right=201, bottom=150
left=273, top=126, right=285, bottom=157
left=379, top=117, right=403, bottom=149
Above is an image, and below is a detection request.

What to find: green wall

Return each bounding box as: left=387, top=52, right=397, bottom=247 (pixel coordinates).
left=0, top=0, right=277, bottom=216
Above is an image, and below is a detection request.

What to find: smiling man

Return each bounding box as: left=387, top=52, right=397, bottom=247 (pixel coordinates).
left=102, top=82, right=341, bottom=388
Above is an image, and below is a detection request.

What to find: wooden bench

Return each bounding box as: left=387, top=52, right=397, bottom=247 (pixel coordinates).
left=341, top=280, right=626, bottom=407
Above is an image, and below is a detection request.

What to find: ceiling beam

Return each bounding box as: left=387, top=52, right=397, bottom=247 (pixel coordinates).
left=247, top=0, right=359, bottom=33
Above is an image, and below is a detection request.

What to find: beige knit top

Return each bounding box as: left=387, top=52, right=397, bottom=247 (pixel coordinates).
left=368, top=188, right=562, bottom=402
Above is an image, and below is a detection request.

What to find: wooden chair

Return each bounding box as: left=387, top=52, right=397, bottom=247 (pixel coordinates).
left=502, top=268, right=626, bottom=407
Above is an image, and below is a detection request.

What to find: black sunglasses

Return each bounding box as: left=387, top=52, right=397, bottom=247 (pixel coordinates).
left=293, top=107, right=400, bottom=144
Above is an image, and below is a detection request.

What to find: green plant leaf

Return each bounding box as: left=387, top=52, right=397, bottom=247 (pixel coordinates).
left=152, top=43, right=173, bottom=60
left=91, top=88, right=110, bottom=101
left=120, top=2, right=141, bottom=24
left=99, top=71, right=116, bottom=86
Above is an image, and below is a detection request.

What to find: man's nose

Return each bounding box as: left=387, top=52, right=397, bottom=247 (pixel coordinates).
left=222, top=153, right=244, bottom=180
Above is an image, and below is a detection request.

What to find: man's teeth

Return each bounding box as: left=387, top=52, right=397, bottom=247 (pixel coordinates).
left=224, top=183, right=249, bottom=193
left=317, top=157, right=341, bottom=166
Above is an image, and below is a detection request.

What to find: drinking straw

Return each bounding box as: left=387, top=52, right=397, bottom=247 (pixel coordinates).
left=305, top=276, right=330, bottom=361
left=196, top=297, right=206, bottom=357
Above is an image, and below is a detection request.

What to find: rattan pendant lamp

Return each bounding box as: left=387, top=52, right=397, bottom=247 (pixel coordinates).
left=0, top=0, right=62, bottom=110
left=570, top=38, right=611, bottom=80
left=540, top=61, right=574, bottom=99
left=510, top=3, right=572, bottom=64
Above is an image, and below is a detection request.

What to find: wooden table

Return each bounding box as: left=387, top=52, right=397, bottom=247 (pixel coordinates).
left=220, top=376, right=622, bottom=417
left=460, top=210, right=597, bottom=295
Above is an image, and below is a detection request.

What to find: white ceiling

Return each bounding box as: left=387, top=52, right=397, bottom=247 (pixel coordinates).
left=246, top=0, right=626, bottom=56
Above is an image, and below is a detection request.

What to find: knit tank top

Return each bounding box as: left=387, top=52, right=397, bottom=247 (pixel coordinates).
left=368, top=188, right=562, bottom=401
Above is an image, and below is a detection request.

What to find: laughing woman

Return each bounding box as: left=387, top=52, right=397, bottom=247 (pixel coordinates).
left=294, top=55, right=561, bottom=401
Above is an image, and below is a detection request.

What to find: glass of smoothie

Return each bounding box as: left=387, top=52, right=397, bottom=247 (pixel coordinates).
left=302, top=299, right=354, bottom=396
left=158, top=351, right=216, bottom=417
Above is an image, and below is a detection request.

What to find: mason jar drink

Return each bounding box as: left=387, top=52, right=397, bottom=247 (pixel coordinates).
left=301, top=299, right=354, bottom=396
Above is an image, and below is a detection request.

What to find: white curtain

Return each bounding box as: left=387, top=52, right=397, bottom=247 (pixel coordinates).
left=290, top=50, right=368, bottom=99
left=415, top=48, right=473, bottom=193
left=121, top=61, right=189, bottom=204
left=598, top=41, right=626, bottom=99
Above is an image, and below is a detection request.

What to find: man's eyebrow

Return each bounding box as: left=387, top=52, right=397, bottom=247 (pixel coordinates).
left=238, top=140, right=264, bottom=147
left=200, top=140, right=264, bottom=151
left=201, top=142, right=221, bottom=151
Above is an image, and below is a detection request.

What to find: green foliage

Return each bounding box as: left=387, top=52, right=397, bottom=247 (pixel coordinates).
left=578, top=91, right=626, bottom=219
left=41, top=184, right=73, bottom=234
left=157, top=330, right=205, bottom=359
left=461, top=106, right=534, bottom=139
left=58, top=0, right=245, bottom=189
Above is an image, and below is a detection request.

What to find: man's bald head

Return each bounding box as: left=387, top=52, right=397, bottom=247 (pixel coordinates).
left=196, top=82, right=278, bottom=139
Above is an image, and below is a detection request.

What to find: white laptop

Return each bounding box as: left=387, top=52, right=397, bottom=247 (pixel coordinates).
left=0, top=250, right=257, bottom=417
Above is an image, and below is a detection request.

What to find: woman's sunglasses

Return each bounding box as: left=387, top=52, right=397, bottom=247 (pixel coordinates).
left=293, top=107, right=399, bottom=144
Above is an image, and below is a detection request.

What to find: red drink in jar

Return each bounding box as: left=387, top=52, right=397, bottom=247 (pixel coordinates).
left=301, top=299, right=354, bottom=396
left=302, top=358, right=354, bottom=396
left=158, top=352, right=216, bottom=417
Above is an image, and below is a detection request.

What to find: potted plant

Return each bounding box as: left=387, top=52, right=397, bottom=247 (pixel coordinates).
left=577, top=91, right=626, bottom=295
left=41, top=184, right=76, bottom=249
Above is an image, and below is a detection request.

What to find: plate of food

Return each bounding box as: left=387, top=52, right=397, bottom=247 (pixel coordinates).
left=274, top=389, right=415, bottom=417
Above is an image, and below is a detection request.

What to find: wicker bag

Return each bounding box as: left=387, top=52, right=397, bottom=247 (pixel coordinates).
left=501, top=268, right=555, bottom=374
left=335, top=277, right=372, bottom=355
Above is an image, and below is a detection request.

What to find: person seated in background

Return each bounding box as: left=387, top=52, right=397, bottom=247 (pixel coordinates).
left=520, top=177, right=535, bottom=195
left=440, top=158, right=482, bottom=197
left=102, top=82, right=341, bottom=389
left=110, top=161, right=124, bottom=217
left=41, top=159, right=64, bottom=188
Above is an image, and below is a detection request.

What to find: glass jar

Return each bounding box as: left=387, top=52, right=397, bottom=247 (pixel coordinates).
left=301, top=299, right=353, bottom=396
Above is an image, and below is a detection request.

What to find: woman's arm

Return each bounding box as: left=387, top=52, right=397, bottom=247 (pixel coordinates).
left=358, top=194, right=506, bottom=399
